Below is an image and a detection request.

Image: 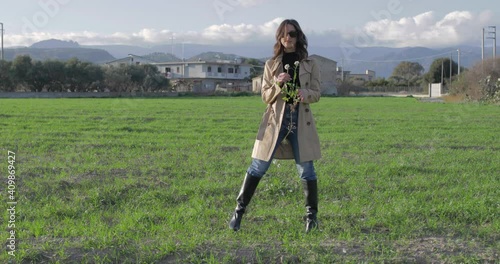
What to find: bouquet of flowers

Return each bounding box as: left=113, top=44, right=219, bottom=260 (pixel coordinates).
left=278, top=60, right=300, bottom=143
left=280, top=61, right=301, bottom=110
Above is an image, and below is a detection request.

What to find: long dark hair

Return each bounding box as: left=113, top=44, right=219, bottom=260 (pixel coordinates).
left=272, top=19, right=308, bottom=61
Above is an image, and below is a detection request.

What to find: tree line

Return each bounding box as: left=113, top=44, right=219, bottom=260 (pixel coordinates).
left=0, top=55, right=170, bottom=93
left=363, top=58, right=461, bottom=88
left=363, top=57, right=499, bottom=103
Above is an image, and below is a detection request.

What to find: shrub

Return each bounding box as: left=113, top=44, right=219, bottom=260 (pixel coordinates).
left=451, top=57, right=500, bottom=102
left=479, top=75, right=500, bottom=103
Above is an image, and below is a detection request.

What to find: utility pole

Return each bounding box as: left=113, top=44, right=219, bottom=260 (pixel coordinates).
left=0, top=22, right=4, bottom=61
left=341, top=58, right=344, bottom=82
left=483, top=26, right=497, bottom=59
left=450, top=53, right=453, bottom=86
left=486, top=26, right=496, bottom=58
left=169, top=35, right=175, bottom=57
left=481, top=28, right=485, bottom=61
left=457, top=48, right=461, bottom=75
left=441, top=59, right=444, bottom=84
left=485, top=26, right=497, bottom=69
left=449, top=53, right=452, bottom=92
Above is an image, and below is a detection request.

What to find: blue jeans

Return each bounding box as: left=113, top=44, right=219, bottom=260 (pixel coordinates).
left=247, top=104, right=317, bottom=181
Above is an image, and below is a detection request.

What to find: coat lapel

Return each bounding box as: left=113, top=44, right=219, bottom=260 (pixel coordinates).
left=270, top=55, right=283, bottom=76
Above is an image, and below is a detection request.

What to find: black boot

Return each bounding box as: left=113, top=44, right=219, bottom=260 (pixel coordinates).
left=229, top=173, right=261, bottom=231
left=302, top=179, right=318, bottom=233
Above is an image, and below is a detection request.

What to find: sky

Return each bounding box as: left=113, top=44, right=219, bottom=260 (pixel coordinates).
left=0, top=0, right=498, bottom=49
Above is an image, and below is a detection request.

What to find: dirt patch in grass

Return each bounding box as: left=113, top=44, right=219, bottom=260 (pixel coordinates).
left=148, top=236, right=498, bottom=263
left=393, top=237, right=498, bottom=263
left=156, top=243, right=300, bottom=264
left=319, top=236, right=498, bottom=263
left=442, top=94, right=466, bottom=103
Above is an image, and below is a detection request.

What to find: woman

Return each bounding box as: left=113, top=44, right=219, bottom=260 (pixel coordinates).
left=229, top=19, right=321, bottom=233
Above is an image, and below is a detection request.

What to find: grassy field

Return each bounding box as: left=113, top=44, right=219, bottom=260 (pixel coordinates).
left=1, top=96, right=499, bottom=263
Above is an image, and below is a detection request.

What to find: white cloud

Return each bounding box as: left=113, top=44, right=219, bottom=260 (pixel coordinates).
left=360, top=10, right=494, bottom=47
left=259, top=17, right=284, bottom=36
left=3, top=12, right=495, bottom=49
left=4, top=18, right=281, bottom=47
left=202, top=23, right=256, bottom=43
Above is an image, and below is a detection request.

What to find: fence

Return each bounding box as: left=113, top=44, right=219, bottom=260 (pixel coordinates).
left=0, top=92, right=179, bottom=98
left=360, top=86, right=425, bottom=94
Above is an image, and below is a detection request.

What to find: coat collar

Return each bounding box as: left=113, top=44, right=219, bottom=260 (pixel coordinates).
left=270, top=54, right=313, bottom=74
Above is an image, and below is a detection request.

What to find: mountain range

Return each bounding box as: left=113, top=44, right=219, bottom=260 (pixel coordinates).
left=3, top=39, right=498, bottom=78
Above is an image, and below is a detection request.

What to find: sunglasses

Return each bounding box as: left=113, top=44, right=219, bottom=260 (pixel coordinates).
left=284, top=31, right=298, bottom=38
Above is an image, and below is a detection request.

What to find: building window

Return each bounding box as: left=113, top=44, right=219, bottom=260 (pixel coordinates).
left=165, top=67, right=171, bottom=73
left=218, top=67, right=222, bottom=73
left=176, top=67, right=180, bottom=73
left=228, top=68, right=234, bottom=74
left=207, top=66, right=212, bottom=72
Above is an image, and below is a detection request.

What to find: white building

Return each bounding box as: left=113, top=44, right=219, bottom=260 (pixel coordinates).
left=106, top=55, right=254, bottom=93
left=152, top=60, right=253, bottom=93
left=309, top=54, right=338, bottom=95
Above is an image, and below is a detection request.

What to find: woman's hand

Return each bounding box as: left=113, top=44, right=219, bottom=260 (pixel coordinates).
left=297, top=89, right=304, bottom=102
left=275, top=73, right=292, bottom=86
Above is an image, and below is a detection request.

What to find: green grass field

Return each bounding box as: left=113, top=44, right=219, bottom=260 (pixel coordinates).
left=1, top=97, right=499, bottom=263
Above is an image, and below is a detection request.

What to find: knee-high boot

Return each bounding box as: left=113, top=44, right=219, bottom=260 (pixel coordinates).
left=302, top=179, right=318, bottom=233
left=229, top=173, right=261, bottom=231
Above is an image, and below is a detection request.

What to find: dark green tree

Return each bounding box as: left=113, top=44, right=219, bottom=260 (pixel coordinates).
left=365, top=77, right=390, bottom=87
left=104, top=65, right=133, bottom=92
left=65, top=58, right=104, bottom=92
left=43, top=60, right=67, bottom=92
left=82, top=63, right=104, bottom=92
left=391, top=61, right=424, bottom=87
left=29, top=61, right=50, bottom=92
left=127, top=65, right=146, bottom=88
left=0, top=60, right=14, bottom=92
left=244, top=58, right=264, bottom=80
left=425, top=57, right=458, bottom=84
left=143, top=74, right=170, bottom=92
left=10, top=55, right=33, bottom=89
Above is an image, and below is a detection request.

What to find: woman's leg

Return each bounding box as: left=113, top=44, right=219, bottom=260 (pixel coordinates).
left=228, top=172, right=261, bottom=231
left=301, top=176, right=318, bottom=233
left=229, top=106, right=292, bottom=231
left=286, top=106, right=319, bottom=232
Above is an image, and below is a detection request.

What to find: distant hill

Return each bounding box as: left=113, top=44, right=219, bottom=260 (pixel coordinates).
left=4, top=39, right=116, bottom=64
left=82, top=44, right=154, bottom=58
left=187, top=51, right=245, bottom=62
left=149, top=43, right=273, bottom=60
left=141, top=52, right=180, bottom=62
left=309, top=45, right=488, bottom=77
left=4, top=39, right=496, bottom=77
left=30, top=39, right=79, bottom=49
left=4, top=47, right=115, bottom=64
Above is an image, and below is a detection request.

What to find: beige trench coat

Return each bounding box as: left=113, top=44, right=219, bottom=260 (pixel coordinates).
left=251, top=55, right=322, bottom=162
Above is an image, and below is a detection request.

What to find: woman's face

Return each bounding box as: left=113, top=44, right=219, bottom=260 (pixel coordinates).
left=280, top=24, right=297, bottom=52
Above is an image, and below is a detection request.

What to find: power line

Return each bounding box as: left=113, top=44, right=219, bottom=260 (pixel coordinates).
left=342, top=50, right=461, bottom=63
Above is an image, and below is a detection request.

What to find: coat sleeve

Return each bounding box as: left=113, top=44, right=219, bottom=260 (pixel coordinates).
left=299, top=59, right=321, bottom=104
left=261, top=59, right=282, bottom=104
